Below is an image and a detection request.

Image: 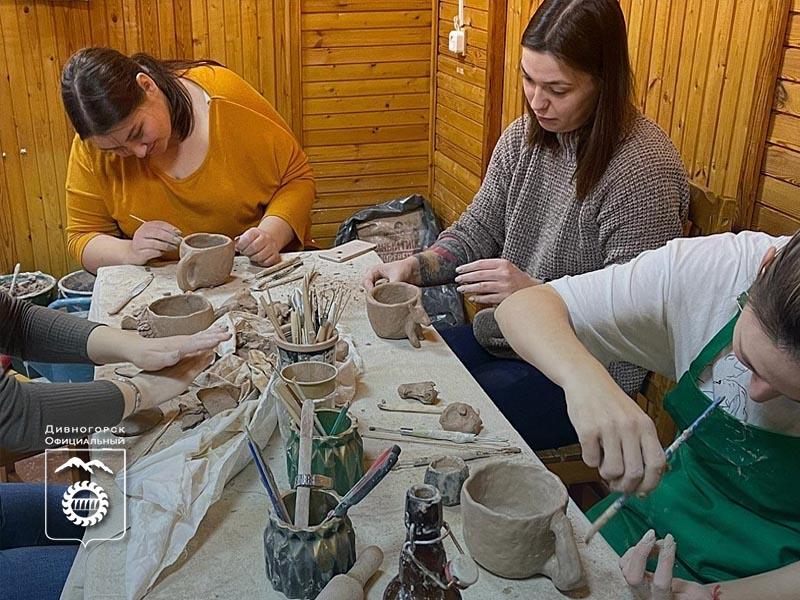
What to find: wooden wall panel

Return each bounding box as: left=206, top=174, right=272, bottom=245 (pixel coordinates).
left=500, top=1, right=789, bottom=233
left=755, top=1, right=800, bottom=235
left=429, top=0, right=506, bottom=232
left=0, top=0, right=435, bottom=274
left=301, top=3, right=433, bottom=248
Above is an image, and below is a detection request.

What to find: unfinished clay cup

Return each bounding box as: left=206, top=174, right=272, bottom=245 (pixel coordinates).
left=279, top=361, right=338, bottom=400
left=264, top=488, right=356, bottom=599
left=176, top=233, right=234, bottom=292
left=139, top=293, right=215, bottom=338
left=275, top=328, right=339, bottom=368
left=286, top=409, right=365, bottom=496
left=365, top=281, right=430, bottom=348
left=461, top=461, right=585, bottom=591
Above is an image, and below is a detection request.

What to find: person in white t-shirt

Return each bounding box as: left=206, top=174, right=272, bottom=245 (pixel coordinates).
left=496, top=230, right=800, bottom=599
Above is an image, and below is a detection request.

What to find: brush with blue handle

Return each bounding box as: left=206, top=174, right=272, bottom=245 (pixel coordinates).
left=245, top=425, right=291, bottom=523
left=584, top=396, right=724, bottom=543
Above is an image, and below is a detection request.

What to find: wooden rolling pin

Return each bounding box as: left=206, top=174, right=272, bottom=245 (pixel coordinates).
left=316, top=545, right=384, bottom=600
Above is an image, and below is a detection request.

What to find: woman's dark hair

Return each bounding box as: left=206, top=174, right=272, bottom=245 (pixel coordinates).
left=522, top=0, right=636, bottom=198
left=61, top=47, right=220, bottom=141
left=749, top=230, right=800, bottom=362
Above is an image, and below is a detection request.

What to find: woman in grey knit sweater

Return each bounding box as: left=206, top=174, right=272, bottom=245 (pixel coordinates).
left=0, top=291, right=228, bottom=600
left=364, top=0, right=689, bottom=450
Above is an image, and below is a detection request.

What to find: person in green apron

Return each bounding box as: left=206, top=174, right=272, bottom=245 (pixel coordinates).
left=496, top=229, right=800, bottom=599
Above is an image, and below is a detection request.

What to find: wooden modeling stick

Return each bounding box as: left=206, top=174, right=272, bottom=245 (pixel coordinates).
left=316, top=545, right=384, bottom=600
left=295, top=399, right=316, bottom=529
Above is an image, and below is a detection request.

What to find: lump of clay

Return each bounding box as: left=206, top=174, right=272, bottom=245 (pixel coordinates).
left=215, top=289, right=258, bottom=319
left=397, top=381, right=438, bottom=405
left=439, top=402, right=482, bottom=434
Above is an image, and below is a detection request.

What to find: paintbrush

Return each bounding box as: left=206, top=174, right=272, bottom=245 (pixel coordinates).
left=321, top=445, right=401, bottom=525
left=284, top=380, right=327, bottom=437
left=244, top=425, right=291, bottom=523
left=584, top=396, right=726, bottom=543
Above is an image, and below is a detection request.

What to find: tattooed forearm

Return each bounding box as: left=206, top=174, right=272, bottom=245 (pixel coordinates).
left=414, top=237, right=468, bottom=286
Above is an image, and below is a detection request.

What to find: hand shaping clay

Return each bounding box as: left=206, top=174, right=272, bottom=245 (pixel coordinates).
left=397, top=381, right=439, bottom=405
left=177, top=233, right=234, bottom=292
left=365, top=281, right=430, bottom=348
left=461, top=461, right=585, bottom=591
left=439, top=402, right=482, bottom=434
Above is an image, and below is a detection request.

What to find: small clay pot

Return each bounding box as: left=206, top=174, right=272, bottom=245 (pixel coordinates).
left=280, top=361, right=338, bottom=399
left=177, top=233, right=234, bottom=292
left=365, top=281, right=430, bottom=348
left=424, top=455, right=469, bottom=506
left=461, top=461, right=585, bottom=591
left=275, top=329, right=339, bottom=368
left=138, top=293, right=215, bottom=338
left=264, top=489, right=356, bottom=599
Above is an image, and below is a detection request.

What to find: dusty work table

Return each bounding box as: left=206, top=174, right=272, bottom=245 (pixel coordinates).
left=61, top=251, right=633, bottom=600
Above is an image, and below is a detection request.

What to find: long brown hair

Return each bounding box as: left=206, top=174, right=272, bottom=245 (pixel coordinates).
left=61, top=47, right=220, bottom=141
left=522, top=0, right=636, bottom=198
left=749, top=230, right=800, bottom=362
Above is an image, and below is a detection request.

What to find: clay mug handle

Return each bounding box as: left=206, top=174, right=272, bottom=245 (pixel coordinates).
left=543, top=510, right=586, bottom=591
left=176, top=253, right=199, bottom=292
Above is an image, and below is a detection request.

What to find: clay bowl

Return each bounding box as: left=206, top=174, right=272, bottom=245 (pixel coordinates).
left=461, top=461, right=584, bottom=589
left=177, top=233, right=234, bottom=291
left=365, top=281, right=422, bottom=340
left=141, top=294, right=215, bottom=338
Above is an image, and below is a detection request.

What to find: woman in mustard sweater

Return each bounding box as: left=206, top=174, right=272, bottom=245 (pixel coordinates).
left=61, top=48, right=315, bottom=272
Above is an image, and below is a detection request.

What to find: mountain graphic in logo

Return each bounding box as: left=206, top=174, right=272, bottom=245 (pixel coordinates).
left=54, top=457, right=114, bottom=475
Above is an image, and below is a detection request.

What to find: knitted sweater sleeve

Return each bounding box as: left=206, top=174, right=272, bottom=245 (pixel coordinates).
left=440, top=119, right=523, bottom=260
left=0, top=292, right=125, bottom=453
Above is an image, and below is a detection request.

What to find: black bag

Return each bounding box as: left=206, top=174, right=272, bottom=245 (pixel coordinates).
left=334, top=194, right=465, bottom=329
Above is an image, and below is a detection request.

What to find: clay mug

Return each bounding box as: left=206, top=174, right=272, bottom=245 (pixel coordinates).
left=461, top=461, right=585, bottom=591
left=138, top=293, right=215, bottom=338
left=365, top=281, right=430, bottom=348
left=177, top=233, right=234, bottom=292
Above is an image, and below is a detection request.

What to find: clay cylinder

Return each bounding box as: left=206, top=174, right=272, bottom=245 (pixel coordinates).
left=176, top=233, right=234, bottom=292
left=263, top=488, right=356, bottom=599
left=280, top=361, right=338, bottom=399
left=365, top=282, right=430, bottom=347
left=424, top=456, right=469, bottom=507
left=287, top=409, right=365, bottom=496
left=461, top=461, right=585, bottom=590
left=275, top=328, right=339, bottom=368
left=139, top=293, right=214, bottom=338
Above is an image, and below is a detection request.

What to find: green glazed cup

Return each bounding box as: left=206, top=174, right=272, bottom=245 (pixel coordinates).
left=286, top=409, right=364, bottom=496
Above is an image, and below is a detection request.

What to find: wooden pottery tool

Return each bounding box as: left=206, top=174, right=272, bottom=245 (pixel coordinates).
left=245, top=425, right=291, bottom=523
left=369, top=426, right=509, bottom=445
left=318, top=239, right=376, bottom=263
left=363, top=431, right=515, bottom=453
left=129, top=213, right=147, bottom=224
left=7, top=262, right=20, bottom=296
left=316, top=545, right=384, bottom=600
left=322, top=444, right=401, bottom=525
left=107, top=272, right=154, bottom=316
left=295, top=399, right=316, bottom=528
left=378, top=400, right=444, bottom=414
left=393, top=447, right=522, bottom=470
left=584, top=395, right=726, bottom=543
left=245, top=256, right=302, bottom=283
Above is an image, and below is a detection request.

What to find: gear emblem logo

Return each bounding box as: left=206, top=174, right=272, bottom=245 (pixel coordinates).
left=45, top=449, right=127, bottom=546
left=62, top=481, right=110, bottom=527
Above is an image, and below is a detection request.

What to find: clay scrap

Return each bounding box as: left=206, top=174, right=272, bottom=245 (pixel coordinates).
left=397, top=381, right=439, bottom=405
left=439, top=402, right=482, bottom=434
